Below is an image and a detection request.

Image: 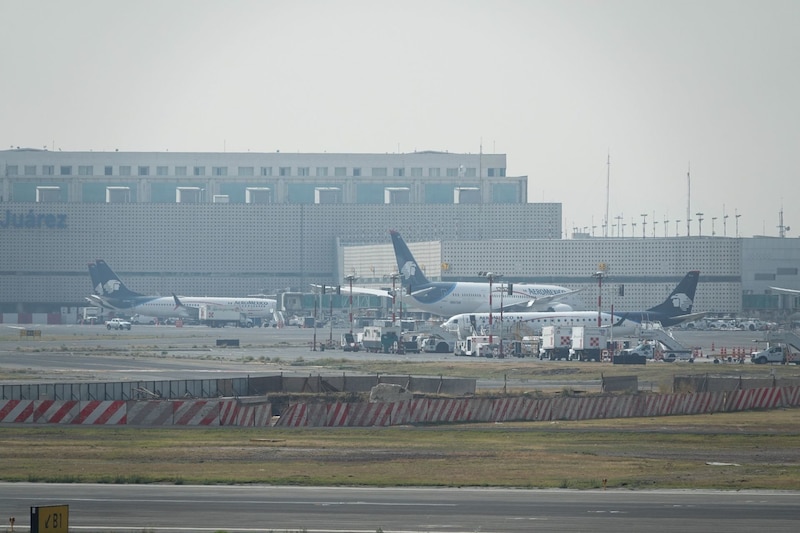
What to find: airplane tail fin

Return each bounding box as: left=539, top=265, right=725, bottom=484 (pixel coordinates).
left=93, top=260, right=144, bottom=298
left=646, top=271, right=700, bottom=317
left=88, top=261, right=103, bottom=294
left=390, top=230, right=431, bottom=288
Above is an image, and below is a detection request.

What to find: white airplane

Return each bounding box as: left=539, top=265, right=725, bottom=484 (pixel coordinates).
left=442, top=271, right=704, bottom=336
left=86, top=260, right=280, bottom=323
left=390, top=230, right=581, bottom=316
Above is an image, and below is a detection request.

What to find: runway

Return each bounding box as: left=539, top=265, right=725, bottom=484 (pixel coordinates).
left=2, top=483, right=798, bottom=532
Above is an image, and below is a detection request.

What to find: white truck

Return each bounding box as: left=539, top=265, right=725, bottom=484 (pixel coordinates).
left=130, top=314, right=157, bottom=325
left=539, top=325, right=572, bottom=360
left=751, top=345, right=788, bottom=364
left=455, top=335, right=496, bottom=357
left=197, top=305, right=253, bottom=328
left=106, top=317, right=131, bottom=330
left=621, top=342, right=656, bottom=359
left=79, top=306, right=102, bottom=325
left=570, top=326, right=608, bottom=362
left=361, top=325, right=400, bottom=353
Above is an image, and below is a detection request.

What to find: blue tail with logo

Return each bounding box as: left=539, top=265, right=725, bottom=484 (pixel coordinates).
left=90, top=259, right=144, bottom=299
left=646, top=270, right=699, bottom=316
left=390, top=230, right=432, bottom=288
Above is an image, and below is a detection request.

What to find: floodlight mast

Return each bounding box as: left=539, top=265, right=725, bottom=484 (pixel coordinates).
left=592, top=266, right=608, bottom=327
left=479, top=271, right=503, bottom=347
left=344, top=274, right=358, bottom=334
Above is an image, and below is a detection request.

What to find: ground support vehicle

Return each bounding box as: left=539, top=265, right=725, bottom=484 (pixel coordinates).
left=79, top=307, right=102, bottom=325
left=130, top=314, right=157, bottom=325
left=421, top=333, right=456, bottom=354
left=569, top=326, right=608, bottom=361
left=361, top=326, right=400, bottom=353
left=539, top=325, right=572, bottom=360
left=106, top=318, right=131, bottom=330
left=751, top=345, right=790, bottom=364
left=455, top=335, right=493, bottom=357
left=198, top=305, right=252, bottom=328
left=340, top=332, right=360, bottom=351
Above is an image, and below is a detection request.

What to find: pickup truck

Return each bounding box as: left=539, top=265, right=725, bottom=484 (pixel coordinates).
left=751, top=345, right=787, bottom=364
left=106, top=318, right=132, bottom=330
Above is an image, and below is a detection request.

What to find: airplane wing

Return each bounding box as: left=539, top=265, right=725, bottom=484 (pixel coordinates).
left=311, top=284, right=391, bottom=298
left=670, top=311, right=709, bottom=324
left=770, top=286, right=800, bottom=295
left=500, top=288, right=584, bottom=311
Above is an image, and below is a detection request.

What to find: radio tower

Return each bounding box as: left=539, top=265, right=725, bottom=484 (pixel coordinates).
left=604, top=152, right=610, bottom=238
left=686, top=163, right=691, bottom=236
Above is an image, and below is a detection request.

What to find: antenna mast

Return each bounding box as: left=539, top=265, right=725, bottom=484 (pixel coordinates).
left=686, top=163, right=691, bottom=236
left=604, top=152, right=610, bottom=237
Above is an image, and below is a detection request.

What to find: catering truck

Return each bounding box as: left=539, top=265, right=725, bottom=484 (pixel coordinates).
left=539, top=325, right=572, bottom=360
left=198, top=305, right=253, bottom=328
left=569, top=326, right=609, bottom=362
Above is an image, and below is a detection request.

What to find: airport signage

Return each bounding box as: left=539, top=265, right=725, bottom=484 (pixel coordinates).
left=0, top=209, right=68, bottom=229
left=30, top=504, right=69, bottom=533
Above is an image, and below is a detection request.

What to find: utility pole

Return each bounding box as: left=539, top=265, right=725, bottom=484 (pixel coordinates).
left=344, top=274, right=358, bottom=335
left=479, top=271, right=502, bottom=347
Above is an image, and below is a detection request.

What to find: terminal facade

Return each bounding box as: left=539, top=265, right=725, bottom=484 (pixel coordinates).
left=1, top=148, right=798, bottom=323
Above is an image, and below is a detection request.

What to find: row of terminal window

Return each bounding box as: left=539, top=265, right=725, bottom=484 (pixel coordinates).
left=6, top=165, right=506, bottom=178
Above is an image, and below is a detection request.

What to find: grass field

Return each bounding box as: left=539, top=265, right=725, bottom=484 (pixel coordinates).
left=2, top=409, right=799, bottom=490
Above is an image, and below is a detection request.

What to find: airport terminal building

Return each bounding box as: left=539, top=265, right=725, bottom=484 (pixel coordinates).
left=1, top=148, right=798, bottom=323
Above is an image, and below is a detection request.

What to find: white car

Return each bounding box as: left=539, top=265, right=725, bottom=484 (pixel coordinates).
left=106, top=318, right=132, bottom=330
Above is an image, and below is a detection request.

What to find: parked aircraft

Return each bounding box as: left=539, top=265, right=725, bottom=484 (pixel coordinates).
left=390, top=230, right=581, bottom=316
left=86, top=260, right=279, bottom=323
left=442, top=271, right=704, bottom=336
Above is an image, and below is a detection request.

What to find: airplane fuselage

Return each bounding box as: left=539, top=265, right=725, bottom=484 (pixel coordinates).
left=407, top=281, right=575, bottom=316
left=443, top=310, right=683, bottom=337
left=90, top=295, right=276, bottom=320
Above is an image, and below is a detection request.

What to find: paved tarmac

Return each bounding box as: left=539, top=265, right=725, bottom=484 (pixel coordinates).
left=0, top=323, right=786, bottom=390
left=3, top=482, right=798, bottom=533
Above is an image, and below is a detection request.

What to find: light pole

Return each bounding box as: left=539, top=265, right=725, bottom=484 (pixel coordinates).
left=664, top=217, right=669, bottom=237
left=615, top=215, right=623, bottom=237
left=640, top=213, right=647, bottom=238
left=387, top=272, right=400, bottom=327
left=312, top=284, right=321, bottom=351
left=344, top=274, right=358, bottom=334
left=735, top=210, right=741, bottom=237
left=711, top=216, right=717, bottom=236
left=675, top=219, right=681, bottom=236
left=592, top=267, right=607, bottom=327
left=696, top=212, right=704, bottom=236
left=479, top=271, right=502, bottom=346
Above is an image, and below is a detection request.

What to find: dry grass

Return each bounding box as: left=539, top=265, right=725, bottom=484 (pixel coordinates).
left=2, top=409, right=799, bottom=490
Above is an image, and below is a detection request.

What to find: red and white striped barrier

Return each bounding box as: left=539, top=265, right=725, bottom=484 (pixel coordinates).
left=276, top=403, right=307, bottom=427
left=782, top=386, right=800, bottom=407
left=172, top=400, right=220, bottom=426
left=34, top=400, right=79, bottom=424
left=72, top=401, right=126, bottom=425
left=0, top=400, right=35, bottom=423
left=126, top=401, right=174, bottom=426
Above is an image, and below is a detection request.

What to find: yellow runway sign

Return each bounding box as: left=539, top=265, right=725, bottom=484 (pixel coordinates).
left=30, top=505, right=68, bottom=533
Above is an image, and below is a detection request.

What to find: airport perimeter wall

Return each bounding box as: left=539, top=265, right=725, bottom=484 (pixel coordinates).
left=674, top=375, right=800, bottom=393
left=0, top=374, right=476, bottom=401
left=2, top=386, right=798, bottom=427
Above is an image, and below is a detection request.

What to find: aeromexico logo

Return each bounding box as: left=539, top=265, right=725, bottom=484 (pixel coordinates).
left=671, top=292, right=693, bottom=312
left=400, top=260, right=417, bottom=280
left=0, top=209, right=68, bottom=229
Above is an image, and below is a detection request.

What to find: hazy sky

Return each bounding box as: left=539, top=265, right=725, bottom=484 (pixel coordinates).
left=2, top=0, right=798, bottom=239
